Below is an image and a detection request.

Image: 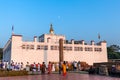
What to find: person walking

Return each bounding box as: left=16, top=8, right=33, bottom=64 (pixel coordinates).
left=41, top=62, right=46, bottom=74
left=48, top=62, right=52, bottom=74
left=37, top=63, right=41, bottom=72
left=33, top=62, right=36, bottom=72
left=26, top=62, right=30, bottom=71
left=62, top=61, right=67, bottom=76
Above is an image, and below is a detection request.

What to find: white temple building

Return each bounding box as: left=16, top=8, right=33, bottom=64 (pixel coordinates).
left=3, top=24, right=108, bottom=66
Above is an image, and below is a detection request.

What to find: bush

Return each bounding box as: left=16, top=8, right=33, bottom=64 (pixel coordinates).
left=0, top=70, right=28, bottom=77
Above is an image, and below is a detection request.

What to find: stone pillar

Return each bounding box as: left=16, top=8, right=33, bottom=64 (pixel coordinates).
left=59, top=39, right=63, bottom=74
left=59, top=39, right=63, bottom=62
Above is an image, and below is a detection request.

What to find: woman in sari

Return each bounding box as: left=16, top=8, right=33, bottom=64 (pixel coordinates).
left=62, top=61, right=67, bottom=76
left=41, top=62, right=46, bottom=74
left=48, top=61, right=52, bottom=74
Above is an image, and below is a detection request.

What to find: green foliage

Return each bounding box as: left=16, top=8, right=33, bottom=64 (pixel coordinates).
left=109, top=45, right=120, bottom=52
left=107, top=45, right=120, bottom=59
left=0, top=48, right=3, bottom=60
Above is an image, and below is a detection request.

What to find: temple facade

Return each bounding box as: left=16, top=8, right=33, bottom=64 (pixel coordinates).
left=3, top=24, right=108, bottom=66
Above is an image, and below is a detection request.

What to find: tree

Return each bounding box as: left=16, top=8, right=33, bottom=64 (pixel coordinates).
left=109, top=45, right=120, bottom=52
left=0, top=48, right=3, bottom=60
left=107, top=45, right=120, bottom=59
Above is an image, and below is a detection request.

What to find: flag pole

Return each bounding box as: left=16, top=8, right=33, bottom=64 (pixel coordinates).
left=12, top=25, right=14, bottom=35
left=98, top=33, right=100, bottom=41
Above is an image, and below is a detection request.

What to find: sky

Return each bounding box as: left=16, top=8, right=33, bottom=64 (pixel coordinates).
left=0, top=0, right=120, bottom=48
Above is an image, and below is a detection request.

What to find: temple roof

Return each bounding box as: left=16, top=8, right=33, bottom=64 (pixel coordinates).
left=49, top=24, right=54, bottom=34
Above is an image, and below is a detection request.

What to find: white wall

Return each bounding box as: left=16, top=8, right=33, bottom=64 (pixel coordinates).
left=3, top=34, right=108, bottom=67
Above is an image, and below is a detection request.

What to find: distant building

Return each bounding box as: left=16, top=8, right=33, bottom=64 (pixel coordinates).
left=3, top=24, right=108, bottom=66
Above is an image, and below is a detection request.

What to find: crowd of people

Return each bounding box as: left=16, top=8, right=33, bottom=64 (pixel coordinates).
left=0, top=60, right=24, bottom=71
left=0, top=60, right=83, bottom=76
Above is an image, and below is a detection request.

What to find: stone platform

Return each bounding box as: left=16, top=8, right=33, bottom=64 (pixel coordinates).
left=0, top=73, right=120, bottom=80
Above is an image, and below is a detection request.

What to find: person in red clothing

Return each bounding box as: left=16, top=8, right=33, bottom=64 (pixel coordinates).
left=48, top=61, right=52, bottom=74
left=41, top=62, right=46, bottom=74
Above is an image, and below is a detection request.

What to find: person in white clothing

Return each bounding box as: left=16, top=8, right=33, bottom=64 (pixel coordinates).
left=3, top=61, right=6, bottom=69
left=26, top=62, right=30, bottom=71
left=6, top=62, right=10, bottom=71
left=37, top=63, right=41, bottom=72
left=52, top=63, right=55, bottom=72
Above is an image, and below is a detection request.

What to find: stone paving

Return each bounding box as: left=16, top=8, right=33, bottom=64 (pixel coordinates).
left=0, top=73, right=120, bottom=80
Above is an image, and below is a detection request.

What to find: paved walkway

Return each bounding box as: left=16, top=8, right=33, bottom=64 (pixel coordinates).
left=0, top=73, right=120, bottom=80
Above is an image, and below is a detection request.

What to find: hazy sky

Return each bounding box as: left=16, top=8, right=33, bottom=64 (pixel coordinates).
left=0, top=0, right=120, bottom=47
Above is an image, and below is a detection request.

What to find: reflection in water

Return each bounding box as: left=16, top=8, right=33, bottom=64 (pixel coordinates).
left=58, top=74, right=68, bottom=80
left=0, top=73, right=120, bottom=80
